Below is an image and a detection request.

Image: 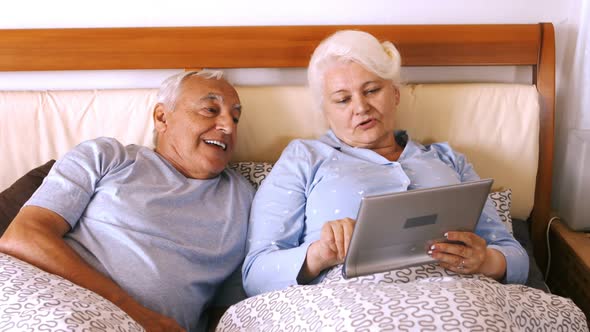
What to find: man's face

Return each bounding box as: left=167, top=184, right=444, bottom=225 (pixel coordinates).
left=154, top=75, right=241, bottom=179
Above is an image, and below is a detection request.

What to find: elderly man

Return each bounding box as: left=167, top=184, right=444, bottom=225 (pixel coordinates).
left=0, top=70, right=254, bottom=332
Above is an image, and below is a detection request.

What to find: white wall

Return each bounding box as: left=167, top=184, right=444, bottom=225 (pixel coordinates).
left=0, top=0, right=575, bottom=28
left=0, top=0, right=584, bottom=214
left=552, top=0, right=590, bottom=226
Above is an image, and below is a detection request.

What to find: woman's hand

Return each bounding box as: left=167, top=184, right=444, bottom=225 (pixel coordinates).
left=429, top=231, right=507, bottom=281
left=298, top=218, right=356, bottom=283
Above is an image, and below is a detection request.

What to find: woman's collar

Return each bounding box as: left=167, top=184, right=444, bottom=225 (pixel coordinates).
left=322, top=129, right=415, bottom=164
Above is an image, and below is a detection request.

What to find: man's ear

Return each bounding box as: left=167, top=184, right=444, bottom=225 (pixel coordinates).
left=393, top=85, right=401, bottom=106
left=153, top=103, right=168, bottom=132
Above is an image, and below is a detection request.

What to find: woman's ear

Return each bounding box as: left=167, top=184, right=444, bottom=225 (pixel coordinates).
left=153, top=103, right=168, bottom=132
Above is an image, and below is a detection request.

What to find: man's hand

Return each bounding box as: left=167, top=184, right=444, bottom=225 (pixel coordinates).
left=118, top=297, right=185, bottom=332
left=298, top=218, right=355, bottom=283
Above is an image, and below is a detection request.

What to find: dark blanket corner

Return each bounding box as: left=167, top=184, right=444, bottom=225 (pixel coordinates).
left=512, top=218, right=550, bottom=292
left=0, top=159, right=55, bottom=236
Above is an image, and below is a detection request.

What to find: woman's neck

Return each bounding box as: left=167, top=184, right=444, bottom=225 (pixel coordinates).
left=371, top=141, right=404, bottom=161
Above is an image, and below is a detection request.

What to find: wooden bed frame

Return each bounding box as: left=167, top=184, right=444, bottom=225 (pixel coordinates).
left=0, top=23, right=555, bottom=271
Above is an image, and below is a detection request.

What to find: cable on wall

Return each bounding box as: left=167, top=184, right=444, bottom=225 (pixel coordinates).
left=544, top=216, right=561, bottom=282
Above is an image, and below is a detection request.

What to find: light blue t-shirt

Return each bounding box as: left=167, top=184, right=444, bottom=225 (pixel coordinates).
left=26, top=137, right=255, bottom=332
left=243, top=130, right=528, bottom=296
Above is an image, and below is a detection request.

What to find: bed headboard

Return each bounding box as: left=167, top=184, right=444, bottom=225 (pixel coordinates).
left=0, top=24, right=555, bottom=270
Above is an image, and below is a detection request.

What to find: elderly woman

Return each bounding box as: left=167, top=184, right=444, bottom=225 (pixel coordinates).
left=242, top=30, right=528, bottom=296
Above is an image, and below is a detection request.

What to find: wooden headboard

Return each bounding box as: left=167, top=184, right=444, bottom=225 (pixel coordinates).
left=0, top=24, right=555, bottom=270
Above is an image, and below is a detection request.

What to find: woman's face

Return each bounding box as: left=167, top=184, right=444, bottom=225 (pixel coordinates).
left=322, top=61, right=399, bottom=149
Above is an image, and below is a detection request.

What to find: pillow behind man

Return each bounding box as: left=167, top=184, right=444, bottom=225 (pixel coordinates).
left=0, top=160, right=55, bottom=236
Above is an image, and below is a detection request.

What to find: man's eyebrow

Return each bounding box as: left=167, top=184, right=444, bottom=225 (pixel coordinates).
left=200, top=93, right=242, bottom=113
left=201, top=93, right=223, bottom=102
left=362, top=80, right=380, bottom=87
left=330, top=89, right=348, bottom=96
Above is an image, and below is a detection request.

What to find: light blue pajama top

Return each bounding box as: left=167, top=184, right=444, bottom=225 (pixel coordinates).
left=26, top=137, right=255, bottom=332
left=242, top=130, right=528, bottom=296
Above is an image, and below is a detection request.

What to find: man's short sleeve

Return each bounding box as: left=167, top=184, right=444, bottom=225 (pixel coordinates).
left=25, top=138, right=127, bottom=227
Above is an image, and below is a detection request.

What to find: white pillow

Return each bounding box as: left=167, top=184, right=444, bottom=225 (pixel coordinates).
left=0, top=253, right=143, bottom=331
left=489, top=189, right=513, bottom=234
left=228, top=161, right=273, bottom=190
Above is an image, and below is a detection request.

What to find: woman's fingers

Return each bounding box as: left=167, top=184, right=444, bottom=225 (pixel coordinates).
left=321, top=218, right=356, bottom=261
left=334, top=218, right=355, bottom=260
left=432, top=251, right=470, bottom=273
left=343, top=218, right=355, bottom=257
left=445, top=231, right=486, bottom=249
left=329, top=222, right=344, bottom=259
left=320, top=224, right=337, bottom=253
left=432, top=241, right=473, bottom=259
left=431, top=231, right=487, bottom=274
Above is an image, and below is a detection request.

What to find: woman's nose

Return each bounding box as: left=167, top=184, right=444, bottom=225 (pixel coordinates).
left=354, top=96, right=370, bottom=115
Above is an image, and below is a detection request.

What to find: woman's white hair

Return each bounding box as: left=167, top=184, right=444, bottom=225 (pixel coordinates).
left=307, top=30, right=402, bottom=109
left=157, top=69, right=225, bottom=111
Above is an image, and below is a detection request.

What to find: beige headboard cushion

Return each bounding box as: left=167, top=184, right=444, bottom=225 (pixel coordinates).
left=396, top=84, right=539, bottom=219
left=0, top=83, right=538, bottom=219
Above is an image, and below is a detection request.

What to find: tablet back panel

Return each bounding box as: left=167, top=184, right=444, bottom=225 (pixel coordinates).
left=343, top=179, right=493, bottom=279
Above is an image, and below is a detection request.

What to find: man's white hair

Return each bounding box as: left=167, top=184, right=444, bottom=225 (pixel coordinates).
left=307, top=30, right=402, bottom=111
left=157, top=69, right=225, bottom=111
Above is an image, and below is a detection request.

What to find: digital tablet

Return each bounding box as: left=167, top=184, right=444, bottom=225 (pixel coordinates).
left=342, top=178, right=493, bottom=279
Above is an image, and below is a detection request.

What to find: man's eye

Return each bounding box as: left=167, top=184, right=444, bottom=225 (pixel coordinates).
left=335, top=97, right=350, bottom=104
left=365, top=87, right=381, bottom=95
left=202, top=107, right=219, bottom=115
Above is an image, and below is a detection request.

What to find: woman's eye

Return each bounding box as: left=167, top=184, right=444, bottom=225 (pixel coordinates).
left=232, top=117, right=240, bottom=124
left=335, top=97, right=350, bottom=104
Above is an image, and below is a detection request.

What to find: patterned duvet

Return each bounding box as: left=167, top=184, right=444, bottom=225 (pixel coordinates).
left=218, top=264, right=588, bottom=331
left=0, top=252, right=587, bottom=331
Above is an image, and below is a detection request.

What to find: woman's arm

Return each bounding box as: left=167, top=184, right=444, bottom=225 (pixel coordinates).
left=242, top=141, right=319, bottom=296
left=433, top=143, right=529, bottom=283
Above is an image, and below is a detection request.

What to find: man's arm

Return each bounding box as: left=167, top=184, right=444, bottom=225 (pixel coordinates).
left=0, top=206, right=184, bottom=332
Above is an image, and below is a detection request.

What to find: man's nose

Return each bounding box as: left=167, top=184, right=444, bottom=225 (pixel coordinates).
left=216, top=112, right=235, bottom=134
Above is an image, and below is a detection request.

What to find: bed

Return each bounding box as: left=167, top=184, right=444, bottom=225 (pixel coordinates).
left=0, top=24, right=587, bottom=331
